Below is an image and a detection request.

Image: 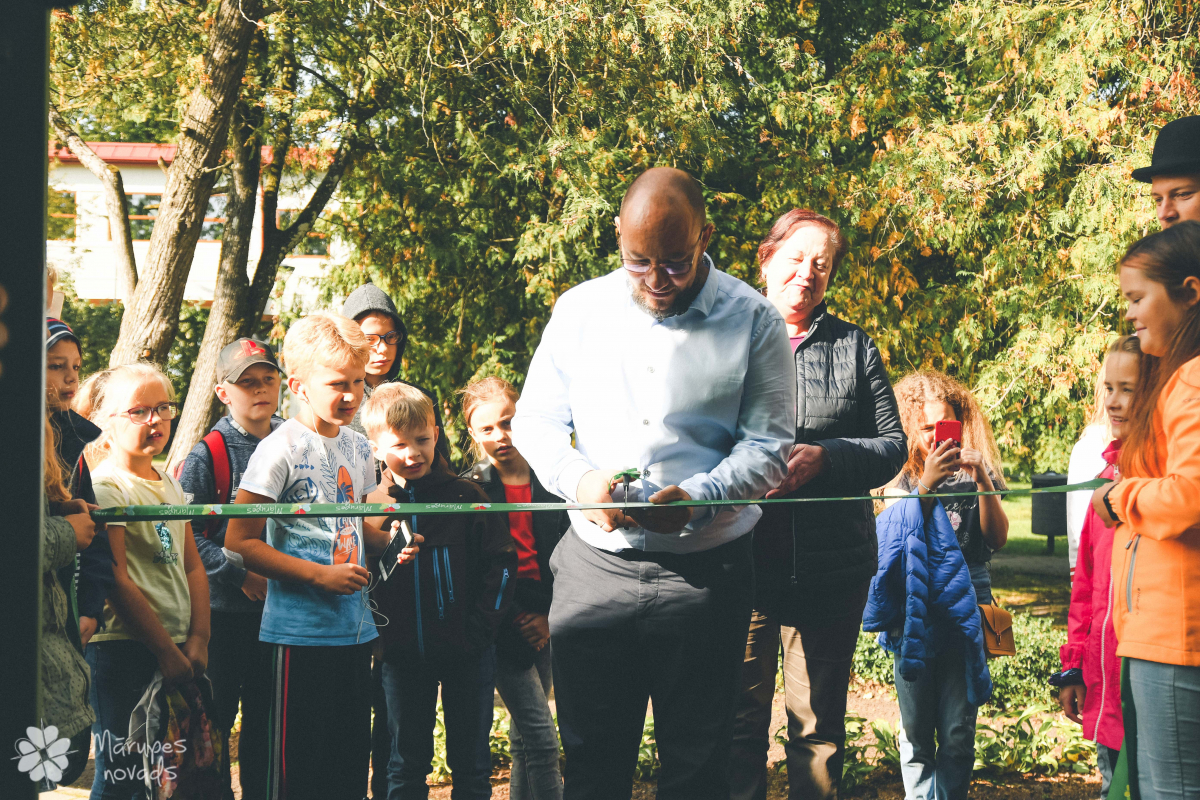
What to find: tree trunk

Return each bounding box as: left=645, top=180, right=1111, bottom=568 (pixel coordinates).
left=166, top=101, right=264, bottom=469
left=108, top=0, right=263, bottom=366
left=48, top=103, right=138, bottom=302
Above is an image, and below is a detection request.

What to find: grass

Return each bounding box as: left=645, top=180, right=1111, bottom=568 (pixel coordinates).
left=997, top=480, right=1065, bottom=558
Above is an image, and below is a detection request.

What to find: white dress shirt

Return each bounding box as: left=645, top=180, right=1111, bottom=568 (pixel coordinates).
left=512, top=257, right=796, bottom=553
left=1066, top=423, right=1110, bottom=569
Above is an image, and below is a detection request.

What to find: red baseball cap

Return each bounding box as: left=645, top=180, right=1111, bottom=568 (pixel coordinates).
left=217, top=338, right=282, bottom=383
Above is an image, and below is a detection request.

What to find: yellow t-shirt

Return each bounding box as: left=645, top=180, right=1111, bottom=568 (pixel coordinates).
left=91, top=464, right=192, bottom=644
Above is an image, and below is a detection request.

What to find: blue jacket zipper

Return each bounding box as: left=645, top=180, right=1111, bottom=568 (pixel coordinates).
left=408, top=488, right=425, bottom=658
left=432, top=547, right=445, bottom=620
left=495, top=568, right=509, bottom=611
left=443, top=548, right=455, bottom=603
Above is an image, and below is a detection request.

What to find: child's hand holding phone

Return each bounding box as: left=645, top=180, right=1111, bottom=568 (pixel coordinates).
left=920, top=440, right=961, bottom=492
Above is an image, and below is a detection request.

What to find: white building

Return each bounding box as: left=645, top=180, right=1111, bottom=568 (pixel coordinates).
left=47, top=142, right=340, bottom=315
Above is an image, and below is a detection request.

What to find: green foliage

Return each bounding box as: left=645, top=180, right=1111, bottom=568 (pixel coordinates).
left=837, top=715, right=902, bottom=790
left=634, top=717, right=660, bottom=781
left=852, top=612, right=1065, bottom=710
left=165, top=303, right=209, bottom=404
left=974, top=704, right=1095, bottom=776
left=61, top=287, right=122, bottom=379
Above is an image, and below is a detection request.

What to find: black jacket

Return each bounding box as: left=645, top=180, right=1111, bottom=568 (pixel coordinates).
left=754, top=303, right=906, bottom=621
left=368, top=464, right=517, bottom=666
left=50, top=409, right=115, bottom=639
left=464, top=461, right=568, bottom=667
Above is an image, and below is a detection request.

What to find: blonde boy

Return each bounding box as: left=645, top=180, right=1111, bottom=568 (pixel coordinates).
left=362, top=383, right=516, bottom=799
left=225, top=312, right=408, bottom=800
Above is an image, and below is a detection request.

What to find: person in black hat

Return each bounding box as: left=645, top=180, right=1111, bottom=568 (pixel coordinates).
left=177, top=336, right=284, bottom=800
left=1132, top=115, right=1200, bottom=229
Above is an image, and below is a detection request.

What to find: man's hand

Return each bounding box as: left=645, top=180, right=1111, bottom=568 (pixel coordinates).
left=629, top=486, right=693, bottom=534
left=180, top=636, right=208, bottom=678
left=765, top=445, right=829, bottom=498
left=313, top=563, right=370, bottom=595
left=79, top=616, right=98, bottom=649
left=1057, top=684, right=1086, bottom=725
left=576, top=470, right=635, bottom=532
left=241, top=571, right=268, bottom=602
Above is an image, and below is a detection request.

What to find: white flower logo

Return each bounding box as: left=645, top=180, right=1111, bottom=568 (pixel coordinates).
left=12, top=723, right=73, bottom=784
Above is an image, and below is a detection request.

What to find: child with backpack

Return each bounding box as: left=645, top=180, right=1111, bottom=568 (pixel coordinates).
left=177, top=337, right=283, bottom=799
left=1053, top=336, right=1139, bottom=799
left=86, top=363, right=211, bottom=798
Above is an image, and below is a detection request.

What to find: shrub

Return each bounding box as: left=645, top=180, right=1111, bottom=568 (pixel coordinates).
left=973, top=704, right=1095, bottom=775
left=851, top=612, right=1065, bottom=710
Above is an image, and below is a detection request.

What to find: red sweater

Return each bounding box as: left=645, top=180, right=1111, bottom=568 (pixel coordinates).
left=1060, top=439, right=1124, bottom=750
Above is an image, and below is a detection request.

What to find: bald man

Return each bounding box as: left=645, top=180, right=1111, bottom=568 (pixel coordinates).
left=513, top=168, right=796, bottom=798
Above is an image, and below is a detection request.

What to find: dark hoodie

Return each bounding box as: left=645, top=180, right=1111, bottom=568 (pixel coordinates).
left=51, top=408, right=115, bottom=643
left=464, top=461, right=568, bottom=668
left=340, top=284, right=451, bottom=465
left=366, top=462, right=517, bottom=666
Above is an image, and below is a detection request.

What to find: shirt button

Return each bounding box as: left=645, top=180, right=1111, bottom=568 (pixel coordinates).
left=643, top=419, right=649, bottom=426
left=648, top=367, right=655, bottom=373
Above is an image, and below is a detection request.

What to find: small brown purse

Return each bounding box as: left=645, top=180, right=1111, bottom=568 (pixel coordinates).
left=979, top=602, right=1016, bottom=658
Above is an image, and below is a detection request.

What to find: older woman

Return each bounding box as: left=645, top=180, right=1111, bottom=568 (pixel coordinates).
left=730, top=210, right=907, bottom=800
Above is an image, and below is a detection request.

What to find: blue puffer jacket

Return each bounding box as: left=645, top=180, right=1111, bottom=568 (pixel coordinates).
left=863, top=494, right=993, bottom=705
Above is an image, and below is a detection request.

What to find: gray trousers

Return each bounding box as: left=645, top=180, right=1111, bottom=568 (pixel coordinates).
left=549, top=528, right=754, bottom=800
left=730, top=602, right=865, bottom=800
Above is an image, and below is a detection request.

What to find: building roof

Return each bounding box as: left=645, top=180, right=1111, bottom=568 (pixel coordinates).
left=49, top=142, right=334, bottom=169
left=49, top=141, right=179, bottom=166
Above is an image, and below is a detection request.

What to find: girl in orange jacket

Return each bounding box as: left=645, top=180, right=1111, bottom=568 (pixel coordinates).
left=1093, top=221, right=1200, bottom=799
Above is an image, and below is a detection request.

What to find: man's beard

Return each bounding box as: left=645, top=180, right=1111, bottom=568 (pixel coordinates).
left=629, top=276, right=705, bottom=321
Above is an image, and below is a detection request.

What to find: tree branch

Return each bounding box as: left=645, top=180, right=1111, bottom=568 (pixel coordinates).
left=48, top=102, right=138, bottom=301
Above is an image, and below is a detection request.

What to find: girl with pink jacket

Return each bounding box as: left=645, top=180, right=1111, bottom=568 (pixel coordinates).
left=1055, top=335, right=1140, bottom=797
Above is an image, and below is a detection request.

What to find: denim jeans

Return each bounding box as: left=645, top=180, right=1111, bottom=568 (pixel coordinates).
left=892, top=563, right=991, bottom=800
left=1096, top=743, right=1120, bottom=799
left=495, top=644, right=562, bottom=800
left=381, top=646, right=496, bottom=800
left=1127, top=658, right=1200, bottom=799
left=86, top=639, right=162, bottom=800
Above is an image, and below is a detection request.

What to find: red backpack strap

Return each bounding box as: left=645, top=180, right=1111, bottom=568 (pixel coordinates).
left=204, top=429, right=232, bottom=504
left=201, top=429, right=231, bottom=538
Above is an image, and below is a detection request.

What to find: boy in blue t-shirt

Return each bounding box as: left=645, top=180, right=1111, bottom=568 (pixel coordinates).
left=225, top=312, right=418, bottom=800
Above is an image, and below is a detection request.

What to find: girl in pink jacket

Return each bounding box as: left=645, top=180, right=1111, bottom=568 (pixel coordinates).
left=1055, top=335, right=1140, bottom=797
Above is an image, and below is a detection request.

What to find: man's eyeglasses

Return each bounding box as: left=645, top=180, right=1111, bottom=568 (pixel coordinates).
left=621, top=259, right=695, bottom=276
left=366, top=332, right=402, bottom=347
left=114, top=403, right=178, bottom=425
left=619, top=232, right=703, bottom=277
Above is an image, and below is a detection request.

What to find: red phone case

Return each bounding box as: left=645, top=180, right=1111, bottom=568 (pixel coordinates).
left=934, top=419, right=962, bottom=447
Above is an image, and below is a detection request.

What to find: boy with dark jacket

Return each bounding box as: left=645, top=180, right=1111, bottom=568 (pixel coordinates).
left=362, top=382, right=516, bottom=800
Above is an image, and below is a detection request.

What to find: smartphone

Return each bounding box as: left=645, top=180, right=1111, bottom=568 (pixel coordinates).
left=378, top=519, right=415, bottom=582
left=934, top=419, right=962, bottom=449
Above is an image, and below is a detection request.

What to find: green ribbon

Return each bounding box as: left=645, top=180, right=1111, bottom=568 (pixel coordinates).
left=91, top=478, right=1107, bottom=522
